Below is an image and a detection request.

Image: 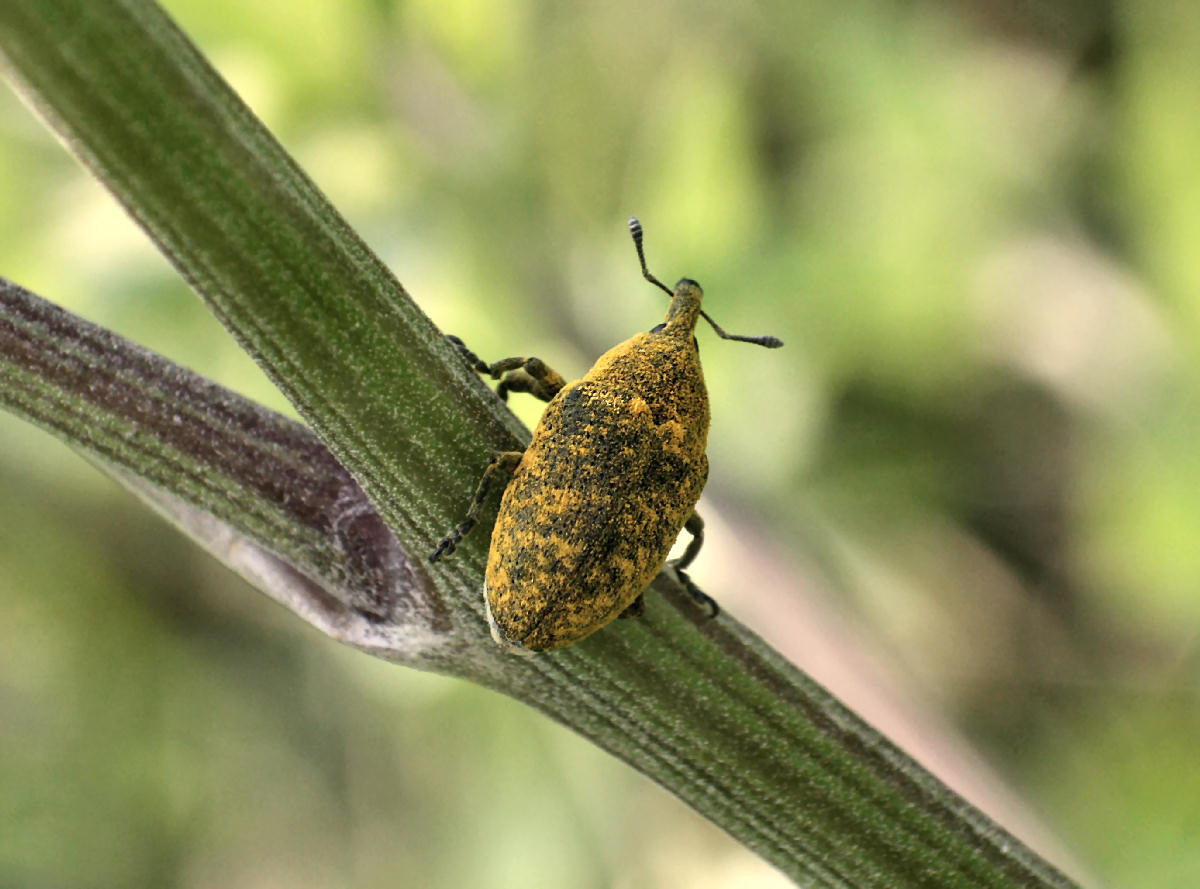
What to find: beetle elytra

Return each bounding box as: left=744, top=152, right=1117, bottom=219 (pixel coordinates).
left=431, top=217, right=782, bottom=652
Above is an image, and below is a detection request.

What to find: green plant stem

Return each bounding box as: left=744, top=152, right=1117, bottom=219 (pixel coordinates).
left=0, top=277, right=425, bottom=627
left=0, top=1, right=1083, bottom=885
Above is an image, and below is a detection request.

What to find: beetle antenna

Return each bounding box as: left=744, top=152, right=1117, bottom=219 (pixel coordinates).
left=700, top=309, right=784, bottom=348
left=628, top=216, right=784, bottom=349
left=628, top=216, right=673, bottom=297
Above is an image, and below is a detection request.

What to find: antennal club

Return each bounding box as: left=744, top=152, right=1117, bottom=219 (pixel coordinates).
left=628, top=216, right=673, bottom=297
left=700, top=310, right=784, bottom=348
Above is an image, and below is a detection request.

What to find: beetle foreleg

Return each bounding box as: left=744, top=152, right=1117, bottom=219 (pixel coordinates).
left=495, top=358, right=566, bottom=403
left=430, top=450, right=523, bottom=562
left=446, top=335, right=565, bottom=403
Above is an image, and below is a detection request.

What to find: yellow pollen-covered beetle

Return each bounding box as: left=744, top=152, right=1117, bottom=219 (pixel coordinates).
left=432, top=218, right=782, bottom=652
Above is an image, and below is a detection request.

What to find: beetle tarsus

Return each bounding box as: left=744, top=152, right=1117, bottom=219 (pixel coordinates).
left=673, top=566, right=719, bottom=619
left=447, top=334, right=491, bottom=374
left=430, top=518, right=476, bottom=562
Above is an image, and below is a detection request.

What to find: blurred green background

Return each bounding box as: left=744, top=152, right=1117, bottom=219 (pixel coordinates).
left=2, top=0, right=1199, bottom=886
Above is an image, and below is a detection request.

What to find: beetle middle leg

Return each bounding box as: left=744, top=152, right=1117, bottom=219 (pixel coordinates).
left=447, top=335, right=566, bottom=403
left=670, top=512, right=719, bottom=618
left=430, top=450, right=523, bottom=562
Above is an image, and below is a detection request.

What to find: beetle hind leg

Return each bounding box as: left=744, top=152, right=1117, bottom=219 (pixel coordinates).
left=430, top=450, right=523, bottom=561
left=669, top=512, right=719, bottom=618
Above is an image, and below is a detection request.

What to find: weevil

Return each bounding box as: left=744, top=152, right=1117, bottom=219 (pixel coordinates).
left=431, top=217, right=782, bottom=652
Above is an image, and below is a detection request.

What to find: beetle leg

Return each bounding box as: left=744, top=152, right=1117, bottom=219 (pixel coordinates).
left=430, top=450, right=523, bottom=562
left=446, top=335, right=565, bottom=403
left=674, top=511, right=705, bottom=571
left=618, top=594, right=645, bottom=619
left=495, top=358, right=566, bottom=403
left=669, top=512, right=719, bottom=618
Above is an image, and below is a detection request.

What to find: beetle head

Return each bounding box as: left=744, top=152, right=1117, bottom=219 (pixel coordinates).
left=628, top=216, right=784, bottom=350
left=664, top=278, right=704, bottom=337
